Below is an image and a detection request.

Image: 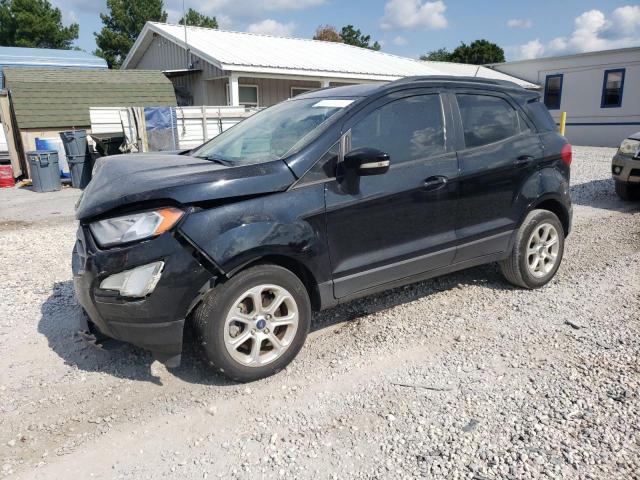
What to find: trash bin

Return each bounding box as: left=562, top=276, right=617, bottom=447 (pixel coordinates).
left=59, top=130, right=88, bottom=157
left=67, top=154, right=93, bottom=189
left=90, top=132, right=125, bottom=157
left=26, top=150, right=61, bottom=192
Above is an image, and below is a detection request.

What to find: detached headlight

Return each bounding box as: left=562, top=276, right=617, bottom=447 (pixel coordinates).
left=618, top=138, right=640, bottom=157
left=90, top=207, right=184, bottom=247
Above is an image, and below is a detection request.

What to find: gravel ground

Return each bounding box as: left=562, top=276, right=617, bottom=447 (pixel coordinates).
left=0, top=146, right=638, bottom=479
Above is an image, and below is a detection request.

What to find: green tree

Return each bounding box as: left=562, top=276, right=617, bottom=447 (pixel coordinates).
left=313, top=24, right=341, bottom=43
left=179, top=8, right=217, bottom=28
left=449, top=39, right=504, bottom=64
left=419, top=48, right=452, bottom=62
left=95, top=0, right=168, bottom=69
left=0, top=0, right=79, bottom=49
left=340, top=25, right=380, bottom=51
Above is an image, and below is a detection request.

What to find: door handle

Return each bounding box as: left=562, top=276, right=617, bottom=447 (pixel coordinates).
left=515, top=155, right=535, bottom=166
left=423, top=175, right=448, bottom=191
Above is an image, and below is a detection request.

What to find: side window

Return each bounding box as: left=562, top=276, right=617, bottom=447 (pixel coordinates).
left=456, top=94, right=521, bottom=148
left=350, top=94, right=445, bottom=164
left=298, top=142, right=339, bottom=184
left=544, top=74, right=563, bottom=110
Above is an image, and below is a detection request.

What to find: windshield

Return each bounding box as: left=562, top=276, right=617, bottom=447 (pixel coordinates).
left=192, top=98, right=356, bottom=166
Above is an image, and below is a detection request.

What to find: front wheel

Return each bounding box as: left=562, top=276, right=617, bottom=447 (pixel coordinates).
left=500, top=209, right=565, bottom=289
left=193, top=264, right=311, bottom=382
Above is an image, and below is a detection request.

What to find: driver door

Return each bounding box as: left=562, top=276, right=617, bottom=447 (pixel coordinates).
left=324, top=90, right=460, bottom=298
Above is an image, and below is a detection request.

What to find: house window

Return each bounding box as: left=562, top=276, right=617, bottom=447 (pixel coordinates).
left=239, top=85, right=259, bottom=107
left=227, top=83, right=259, bottom=107
left=543, top=74, right=563, bottom=110
left=601, top=68, right=625, bottom=108
left=291, top=87, right=314, bottom=98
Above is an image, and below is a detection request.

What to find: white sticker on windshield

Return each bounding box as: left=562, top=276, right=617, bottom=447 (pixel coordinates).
left=312, top=99, right=354, bottom=108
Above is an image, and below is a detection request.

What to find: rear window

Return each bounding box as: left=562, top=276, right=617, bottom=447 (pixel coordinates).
left=525, top=100, right=557, bottom=132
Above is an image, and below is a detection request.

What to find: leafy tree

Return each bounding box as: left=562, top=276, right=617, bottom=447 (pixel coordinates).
left=419, top=40, right=504, bottom=64
left=449, top=39, right=504, bottom=64
left=0, top=0, right=79, bottom=49
left=419, top=48, right=452, bottom=62
left=312, top=24, right=381, bottom=50
left=179, top=8, right=217, bottom=28
left=95, top=0, right=168, bottom=69
left=340, top=25, right=380, bottom=51
left=313, top=24, right=341, bottom=43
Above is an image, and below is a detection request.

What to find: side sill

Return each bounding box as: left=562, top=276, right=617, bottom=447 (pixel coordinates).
left=333, top=251, right=508, bottom=306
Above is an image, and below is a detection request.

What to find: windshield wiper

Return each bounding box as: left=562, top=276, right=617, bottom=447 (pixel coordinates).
left=200, top=154, right=234, bottom=166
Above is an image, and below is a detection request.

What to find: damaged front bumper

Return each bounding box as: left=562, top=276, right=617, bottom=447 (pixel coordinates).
left=72, top=225, right=213, bottom=366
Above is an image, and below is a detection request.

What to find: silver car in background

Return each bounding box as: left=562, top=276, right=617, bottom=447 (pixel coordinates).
left=612, top=132, right=640, bottom=200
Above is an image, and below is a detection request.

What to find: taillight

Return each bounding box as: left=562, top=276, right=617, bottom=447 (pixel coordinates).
left=561, top=143, right=572, bottom=166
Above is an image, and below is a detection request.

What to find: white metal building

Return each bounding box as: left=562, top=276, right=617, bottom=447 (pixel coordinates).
left=123, top=22, right=536, bottom=108
left=490, top=47, right=640, bottom=147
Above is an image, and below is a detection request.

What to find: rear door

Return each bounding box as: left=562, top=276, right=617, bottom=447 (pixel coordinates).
left=451, top=90, right=543, bottom=262
left=324, top=89, right=460, bottom=298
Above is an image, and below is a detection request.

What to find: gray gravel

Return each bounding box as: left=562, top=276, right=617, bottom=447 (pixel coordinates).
left=0, top=146, right=639, bottom=479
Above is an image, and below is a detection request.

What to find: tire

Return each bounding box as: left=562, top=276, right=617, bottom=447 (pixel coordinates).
left=193, top=264, right=311, bottom=382
left=500, top=209, right=565, bottom=289
left=615, top=181, right=640, bottom=201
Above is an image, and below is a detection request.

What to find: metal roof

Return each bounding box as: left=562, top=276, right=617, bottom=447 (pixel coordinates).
left=0, top=46, right=107, bottom=69
left=418, top=61, right=538, bottom=89
left=125, top=23, right=538, bottom=88
left=124, top=22, right=445, bottom=80
left=0, top=46, right=107, bottom=89
left=3, top=68, right=175, bottom=129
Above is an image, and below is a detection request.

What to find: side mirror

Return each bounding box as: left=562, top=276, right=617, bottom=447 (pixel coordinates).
left=344, top=147, right=390, bottom=176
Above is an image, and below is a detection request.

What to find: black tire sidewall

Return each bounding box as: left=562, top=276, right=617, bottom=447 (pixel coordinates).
left=517, top=211, right=565, bottom=288
left=615, top=181, right=640, bottom=201
left=201, top=265, right=311, bottom=382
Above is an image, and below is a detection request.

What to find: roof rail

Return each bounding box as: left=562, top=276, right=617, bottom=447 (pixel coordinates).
left=390, top=75, right=522, bottom=89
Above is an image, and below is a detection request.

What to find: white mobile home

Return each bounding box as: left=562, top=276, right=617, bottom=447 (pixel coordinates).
left=490, top=47, right=640, bottom=147
left=123, top=22, right=536, bottom=108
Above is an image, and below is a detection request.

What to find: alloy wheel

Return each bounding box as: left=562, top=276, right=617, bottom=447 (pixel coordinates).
left=223, top=284, right=299, bottom=367
left=526, top=223, right=560, bottom=278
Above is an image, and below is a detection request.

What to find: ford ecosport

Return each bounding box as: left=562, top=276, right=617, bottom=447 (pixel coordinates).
left=73, top=76, right=573, bottom=382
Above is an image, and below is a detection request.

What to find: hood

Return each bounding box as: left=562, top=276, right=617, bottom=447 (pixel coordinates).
left=75, top=153, right=296, bottom=221
left=628, top=131, right=640, bottom=141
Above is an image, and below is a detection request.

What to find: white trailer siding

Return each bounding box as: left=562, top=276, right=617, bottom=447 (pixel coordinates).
left=491, top=47, right=640, bottom=147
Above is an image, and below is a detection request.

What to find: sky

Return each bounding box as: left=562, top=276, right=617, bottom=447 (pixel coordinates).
left=54, top=0, right=640, bottom=61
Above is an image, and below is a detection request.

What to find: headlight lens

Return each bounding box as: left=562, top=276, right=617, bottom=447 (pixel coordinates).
left=100, top=261, right=164, bottom=297
left=90, top=207, right=184, bottom=247
left=618, top=138, right=640, bottom=157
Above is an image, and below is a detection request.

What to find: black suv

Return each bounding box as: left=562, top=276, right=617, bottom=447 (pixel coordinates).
left=73, top=77, right=572, bottom=382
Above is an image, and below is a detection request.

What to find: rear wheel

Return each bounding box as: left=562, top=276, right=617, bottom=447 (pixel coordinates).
left=615, top=181, right=640, bottom=201
left=500, top=209, right=565, bottom=289
left=193, top=264, right=311, bottom=382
